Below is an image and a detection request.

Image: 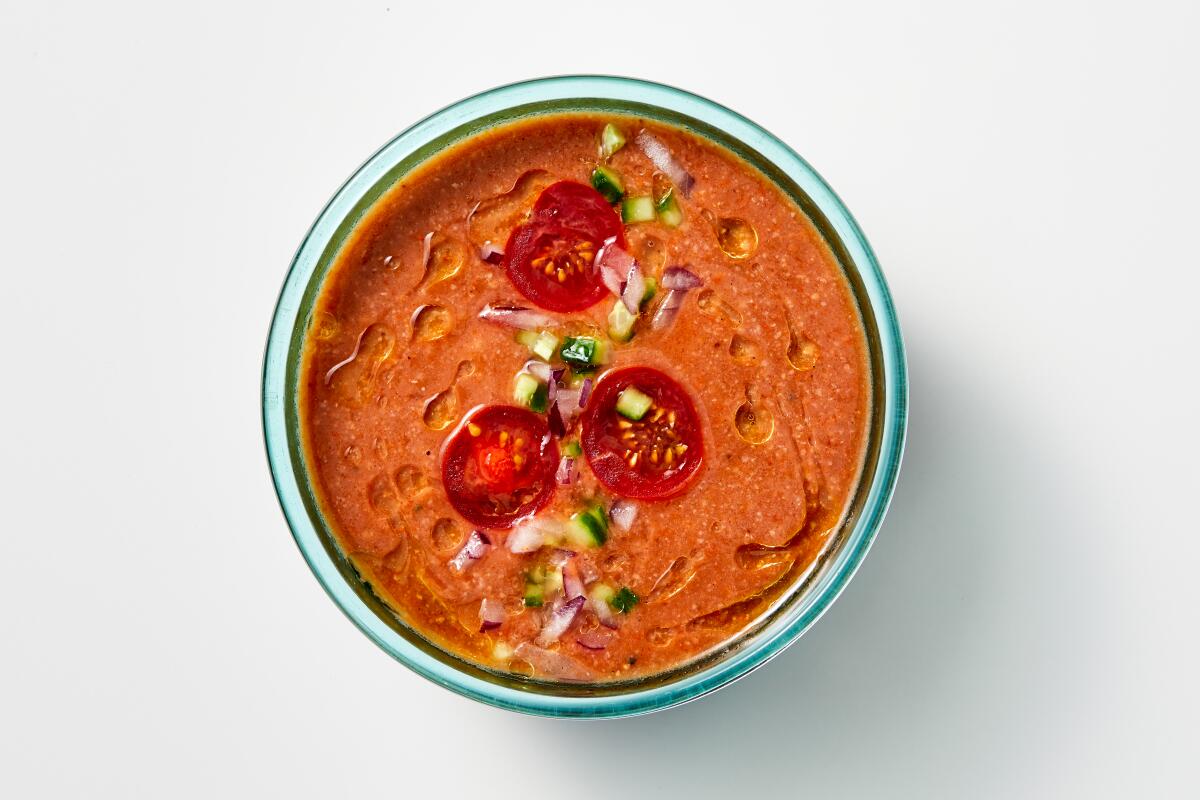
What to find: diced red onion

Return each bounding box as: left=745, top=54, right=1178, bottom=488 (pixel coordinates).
left=551, top=367, right=566, bottom=385
left=480, top=241, right=504, bottom=265
left=661, top=266, right=703, bottom=290
left=478, top=304, right=556, bottom=330
left=635, top=131, right=695, bottom=198
left=536, top=595, right=585, bottom=646
left=548, top=402, right=566, bottom=438
left=621, top=262, right=646, bottom=314
left=578, top=378, right=593, bottom=408
left=449, top=530, right=491, bottom=573
left=609, top=499, right=638, bottom=532
left=575, top=629, right=614, bottom=651
left=420, top=231, right=433, bottom=272
left=522, top=359, right=552, bottom=383
left=651, top=289, right=686, bottom=330
left=507, top=522, right=546, bottom=554
left=548, top=548, right=576, bottom=568
left=561, top=559, right=584, bottom=600
left=479, top=598, right=505, bottom=632
left=555, top=387, right=581, bottom=429
left=578, top=558, right=599, bottom=584
left=513, top=642, right=594, bottom=682
left=590, top=590, right=618, bottom=629
left=556, top=456, right=577, bottom=485
left=595, top=237, right=635, bottom=297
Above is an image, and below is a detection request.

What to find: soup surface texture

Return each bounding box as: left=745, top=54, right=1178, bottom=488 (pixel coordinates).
left=301, top=114, right=869, bottom=681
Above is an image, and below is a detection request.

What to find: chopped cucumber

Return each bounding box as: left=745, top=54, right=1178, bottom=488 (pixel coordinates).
left=566, top=368, right=594, bottom=389
left=589, top=583, right=615, bottom=606
left=600, top=123, right=626, bottom=159
left=562, top=440, right=582, bottom=458
left=610, top=587, right=640, bottom=614
left=560, top=336, right=608, bottom=368
left=640, top=276, right=658, bottom=309
left=591, top=165, right=625, bottom=203
left=621, top=195, right=656, bottom=224
left=656, top=191, right=683, bottom=228
left=607, top=299, right=638, bottom=343
left=514, top=373, right=548, bottom=413
left=616, top=386, right=653, bottom=421
left=565, top=504, right=609, bottom=548
left=514, top=329, right=559, bottom=361
left=523, top=569, right=546, bottom=607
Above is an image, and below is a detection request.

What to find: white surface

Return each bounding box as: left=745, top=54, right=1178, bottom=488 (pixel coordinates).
left=2, top=1, right=1197, bottom=797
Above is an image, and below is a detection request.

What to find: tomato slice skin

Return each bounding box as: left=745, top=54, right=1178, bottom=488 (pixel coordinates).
left=502, top=181, right=625, bottom=313
left=441, top=405, right=559, bottom=529
left=580, top=367, right=704, bottom=501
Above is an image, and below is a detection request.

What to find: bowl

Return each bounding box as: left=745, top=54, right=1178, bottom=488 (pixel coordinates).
left=263, top=75, right=907, bottom=718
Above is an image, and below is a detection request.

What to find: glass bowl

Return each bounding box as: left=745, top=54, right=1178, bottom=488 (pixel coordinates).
left=262, top=75, right=907, bottom=718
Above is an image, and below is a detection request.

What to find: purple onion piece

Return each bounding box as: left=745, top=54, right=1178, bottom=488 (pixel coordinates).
left=575, top=629, right=613, bottom=651
left=621, top=262, right=646, bottom=314
left=536, top=595, right=585, bottom=646
left=609, top=499, right=638, bottom=532
left=507, top=523, right=546, bottom=554
left=548, top=548, right=577, bottom=568
left=590, top=592, right=619, bottom=629
left=635, top=130, right=695, bottom=198
left=479, top=241, right=504, bottom=265
left=478, top=304, right=556, bottom=330
left=661, top=266, right=703, bottom=290
left=449, top=530, right=491, bottom=573
left=522, top=359, right=552, bottom=383
left=562, top=561, right=584, bottom=600
left=556, top=456, right=576, bottom=485
left=651, top=289, right=686, bottom=330
left=578, top=378, right=593, bottom=408
left=551, top=367, right=566, bottom=385
left=479, top=598, right=505, bottom=632
left=547, top=401, right=566, bottom=438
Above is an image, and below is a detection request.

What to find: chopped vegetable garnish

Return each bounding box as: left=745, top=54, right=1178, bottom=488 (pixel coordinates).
left=591, top=165, right=625, bottom=203
left=600, top=123, right=626, bottom=159
left=514, top=372, right=549, bottom=413
left=562, top=440, right=582, bottom=458
left=516, top=329, right=560, bottom=361
left=656, top=191, right=683, bottom=228
left=607, top=298, right=638, bottom=343
left=565, top=503, right=609, bottom=548
left=615, top=386, right=653, bottom=421
left=610, top=587, right=640, bottom=614
left=560, top=336, right=607, bottom=368
left=621, top=195, right=656, bottom=224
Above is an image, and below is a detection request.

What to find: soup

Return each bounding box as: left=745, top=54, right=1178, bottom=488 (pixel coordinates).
left=300, top=114, right=869, bottom=681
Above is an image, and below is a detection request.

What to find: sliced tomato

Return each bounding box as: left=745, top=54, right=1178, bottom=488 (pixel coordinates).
left=580, top=367, right=704, bottom=501
left=441, top=405, right=559, bottom=529
left=502, top=180, right=625, bottom=312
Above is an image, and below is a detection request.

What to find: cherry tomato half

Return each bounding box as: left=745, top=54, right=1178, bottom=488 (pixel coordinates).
left=580, top=367, right=704, bottom=501
left=441, top=405, right=559, bottom=529
left=502, top=181, right=625, bottom=312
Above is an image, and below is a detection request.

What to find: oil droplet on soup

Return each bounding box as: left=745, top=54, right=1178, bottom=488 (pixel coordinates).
left=634, top=234, right=669, bottom=274
left=421, top=236, right=467, bottom=288
left=735, top=389, right=775, bottom=445
left=714, top=216, right=759, bottom=260
left=728, top=333, right=760, bottom=365
left=422, top=388, right=457, bottom=430
left=394, top=464, right=431, bottom=499
left=411, top=304, right=452, bottom=341
left=431, top=517, right=465, bottom=554
left=328, top=323, right=395, bottom=406
left=787, top=334, right=820, bottom=371
left=697, top=289, right=742, bottom=327
left=647, top=557, right=696, bottom=604
left=312, top=310, right=339, bottom=341
left=734, top=542, right=796, bottom=571
left=367, top=473, right=403, bottom=517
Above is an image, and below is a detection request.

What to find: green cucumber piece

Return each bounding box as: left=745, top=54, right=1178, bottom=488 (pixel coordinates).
left=560, top=336, right=607, bottom=368
left=615, top=386, right=653, bottom=421
left=514, top=373, right=548, bottom=413
left=640, top=276, right=658, bottom=309
left=591, top=165, right=625, bottom=203
left=656, top=191, right=683, bottom=228
left=523, top=582, right=544, bottom=607
left=607, top=299, right=638, bottom=343
left=565, top=504, right=609, bottom=548
left=621, top=195, right=656, bottom=224
left=600, top=123, right=626, bottom=159
left=515, top=330, right=559, bottom=361
left=610, top=587, right=640, bottom=614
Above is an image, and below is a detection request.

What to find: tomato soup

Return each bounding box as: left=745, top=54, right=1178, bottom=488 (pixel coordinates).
left=300, top=114, right=870, bottom=681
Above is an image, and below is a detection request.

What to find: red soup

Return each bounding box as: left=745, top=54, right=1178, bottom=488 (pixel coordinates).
left=301, top=114, right=870, bottom=681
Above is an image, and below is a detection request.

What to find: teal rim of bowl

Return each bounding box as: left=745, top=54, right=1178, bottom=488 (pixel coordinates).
left=262, top=75, right=908, bottom=718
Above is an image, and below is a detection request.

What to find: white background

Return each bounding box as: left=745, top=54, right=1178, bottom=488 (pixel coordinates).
left=2, top=1, right=1197, bottom=797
